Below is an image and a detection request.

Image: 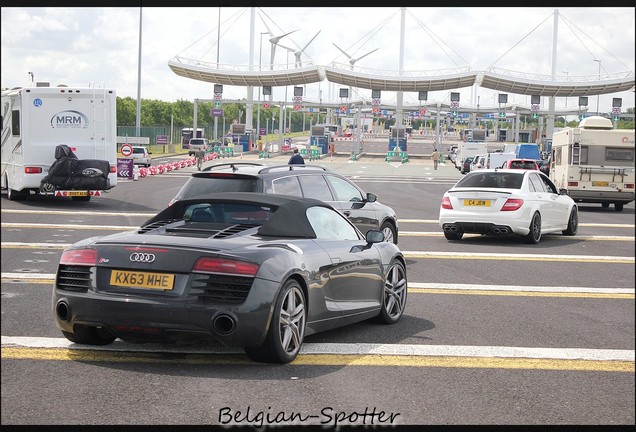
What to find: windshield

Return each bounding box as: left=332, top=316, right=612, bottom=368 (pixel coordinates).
left=175, top=176, right=261, bottom=200
left=455, top=172, right=524, bottom=189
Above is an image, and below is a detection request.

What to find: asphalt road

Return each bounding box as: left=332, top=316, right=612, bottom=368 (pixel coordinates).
left=1, top=147, right=634, bottom=426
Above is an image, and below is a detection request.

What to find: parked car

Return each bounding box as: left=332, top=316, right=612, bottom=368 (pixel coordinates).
left=460, top=156, right=475, bottom=174
left=502, top=159, right=540, bottom=170
left=169, top=163, right=400, bottom=244
left=439, top=169, right=578, bottom=244
left=130, top=146, right=152, bottom=167
left=188, top=138, right=209, bottom=156
left=471, top=154, right=487, bottom=171
left=51, top=192, right=408, bottom=364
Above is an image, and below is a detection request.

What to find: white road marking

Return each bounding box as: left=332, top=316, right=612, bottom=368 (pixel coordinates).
left=2, top=336, right=633, bottom=361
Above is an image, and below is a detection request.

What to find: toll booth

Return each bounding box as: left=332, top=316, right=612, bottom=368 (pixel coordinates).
left=389, top=126, right=408, bottom=151
left=310, top=125, right=329, bottom=154
left=229, top=124, right=254, bottom=152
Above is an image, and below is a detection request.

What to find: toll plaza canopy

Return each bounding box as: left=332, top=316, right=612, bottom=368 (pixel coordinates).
left=169, top=57, right=635, bottom=97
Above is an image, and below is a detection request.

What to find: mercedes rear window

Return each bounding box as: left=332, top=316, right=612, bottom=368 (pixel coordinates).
left=455, top=172, right=524, bottom=189
left=176, top=176, right=261, bottom=199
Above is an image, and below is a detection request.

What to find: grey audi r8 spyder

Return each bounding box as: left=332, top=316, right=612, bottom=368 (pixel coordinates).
left=52, top=192, right=408, bottom=363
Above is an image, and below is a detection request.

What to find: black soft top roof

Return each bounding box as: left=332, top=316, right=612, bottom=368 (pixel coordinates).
left=144, top=192, right=335, bottom=238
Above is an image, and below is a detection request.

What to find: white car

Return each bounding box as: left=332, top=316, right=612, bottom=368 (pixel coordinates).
left=438, top=169, right=578, bottom=244
left=130, top=146, right=152, bottom=167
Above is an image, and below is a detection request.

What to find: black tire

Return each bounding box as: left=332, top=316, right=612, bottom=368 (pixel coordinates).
left=615, top=203, right=624, bottom=212
left=244, top=279, right=306, bottom=364
left=380, top=221, right=397, bottom=244
left=562, top=206, right=578, bottom=236
left=61, top=326, right=116, bottom=345
left=375, top=259, right=407, bottom=324
left=7, top=187, right=27, bottom=201
left=524, top=212, right=542, bottom=244
left=601, top=202, right=610, bottom=208
left=444, top=231, right=463, bottom=241
left=40, top=182, right=56, bottom=193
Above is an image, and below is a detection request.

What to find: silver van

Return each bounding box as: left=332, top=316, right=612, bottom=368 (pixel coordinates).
left=188, top=138, right=209, bottom=156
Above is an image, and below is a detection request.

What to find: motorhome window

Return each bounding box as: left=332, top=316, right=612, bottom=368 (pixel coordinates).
left=606, top=148, right=634, bottom=162
left=12, top=110, right=20, bottom=136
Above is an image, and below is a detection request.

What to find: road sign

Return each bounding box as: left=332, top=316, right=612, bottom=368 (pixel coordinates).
left=117, top=136, right=149, bottom=145
left=294, top=104, right=301, bottom=111
left=156, top=135, right=168, bottom=144
left=419, top=108, right=426, bottom=116
left=263, top=103, right=270, bottom=109
left=120, top=144, right=133, bottom=157
left=211, top=108, right=224, bottom=117
left=117, top=158, right=133, bottom=179
left=612, top=107, right=620, bottom=114
left=450, top=101, right=459, bottom=109
left=340, top=106, right=347, bottom=113
left=214, top=102, right=222, bottom=109
left=214, top=93, right=222, bottom=100
left=372, top=107, right=379, bottom=114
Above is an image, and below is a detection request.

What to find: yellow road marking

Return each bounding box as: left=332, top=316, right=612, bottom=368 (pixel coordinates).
left=1, top=348, right=632, bottom=372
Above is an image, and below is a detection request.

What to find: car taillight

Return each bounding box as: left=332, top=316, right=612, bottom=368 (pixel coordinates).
left=24, top=167, right=43, bottom=174
left=568, top=181, right=578, bottom=187
left=624, top=184, right=634, bottom=189
left=501, top=198, right=524, bottom=211
left=110, top=165, right=116, bottom=173
left=441, top=196, right=453, bottom=209
left=193, top=257, right=259, bottom=276
left=60, top=249, right=97, bottom=265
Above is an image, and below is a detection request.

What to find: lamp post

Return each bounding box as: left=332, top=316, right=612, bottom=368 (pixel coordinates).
left=562, top=70, right=569, bottom=107
left=593, top=59, right=601, bottom=115
left=256, top=31, right=268, bottom=149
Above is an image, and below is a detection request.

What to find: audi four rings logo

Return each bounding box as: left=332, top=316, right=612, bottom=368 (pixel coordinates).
left=129, top=253, right=155, bottom=263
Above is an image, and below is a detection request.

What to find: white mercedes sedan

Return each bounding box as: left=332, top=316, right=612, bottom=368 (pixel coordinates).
left=438, top=169, right=578, bottom=244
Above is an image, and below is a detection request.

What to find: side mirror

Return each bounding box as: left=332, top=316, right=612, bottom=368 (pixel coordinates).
left=366, top=230, right=384, bottom=244
left=559, top=188, right=569, bottom=195
left=366, top=192, right=377, bottom=203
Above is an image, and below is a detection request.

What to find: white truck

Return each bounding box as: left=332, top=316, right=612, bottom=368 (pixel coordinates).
left=454, top=142, right=489, bottom=170
left=2, top=83, right=117, bottom=201
left=549, top=116, right=634, bottom=212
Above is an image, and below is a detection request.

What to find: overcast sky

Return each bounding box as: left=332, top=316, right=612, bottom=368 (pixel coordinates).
left=2, top=7, right=634, bottom=113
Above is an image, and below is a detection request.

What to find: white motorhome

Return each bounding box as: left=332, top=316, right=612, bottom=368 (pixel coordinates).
left=454, top=142, right=489, bottom=170
left=550, top=116, right=634, bottom=211
left=1, top=83, right=117, bottom=201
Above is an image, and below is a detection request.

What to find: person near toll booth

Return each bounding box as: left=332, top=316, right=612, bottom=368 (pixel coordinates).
left=432, top=148, right=440, bottom=170
left=288, top=147, right=305, bottom=165
left=196, top=148, right=205, bottom=171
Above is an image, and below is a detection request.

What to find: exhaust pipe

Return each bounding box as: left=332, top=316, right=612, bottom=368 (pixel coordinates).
left=56, top=300, right=70, bottom=321
left=212, top=313, right=237, bottom=335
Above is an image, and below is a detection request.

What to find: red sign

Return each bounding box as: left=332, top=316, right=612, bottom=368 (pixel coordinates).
left=372, top=107, right=379, bottom=114
left=419, top=108, right=426, bottom=116
left=120, top=144, right=133, bottom=157
left=263, top=103, right=270, bottom=109
left=294, top=104, right=301, bottom=111
left=340, top=106, right=347, bottom=113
